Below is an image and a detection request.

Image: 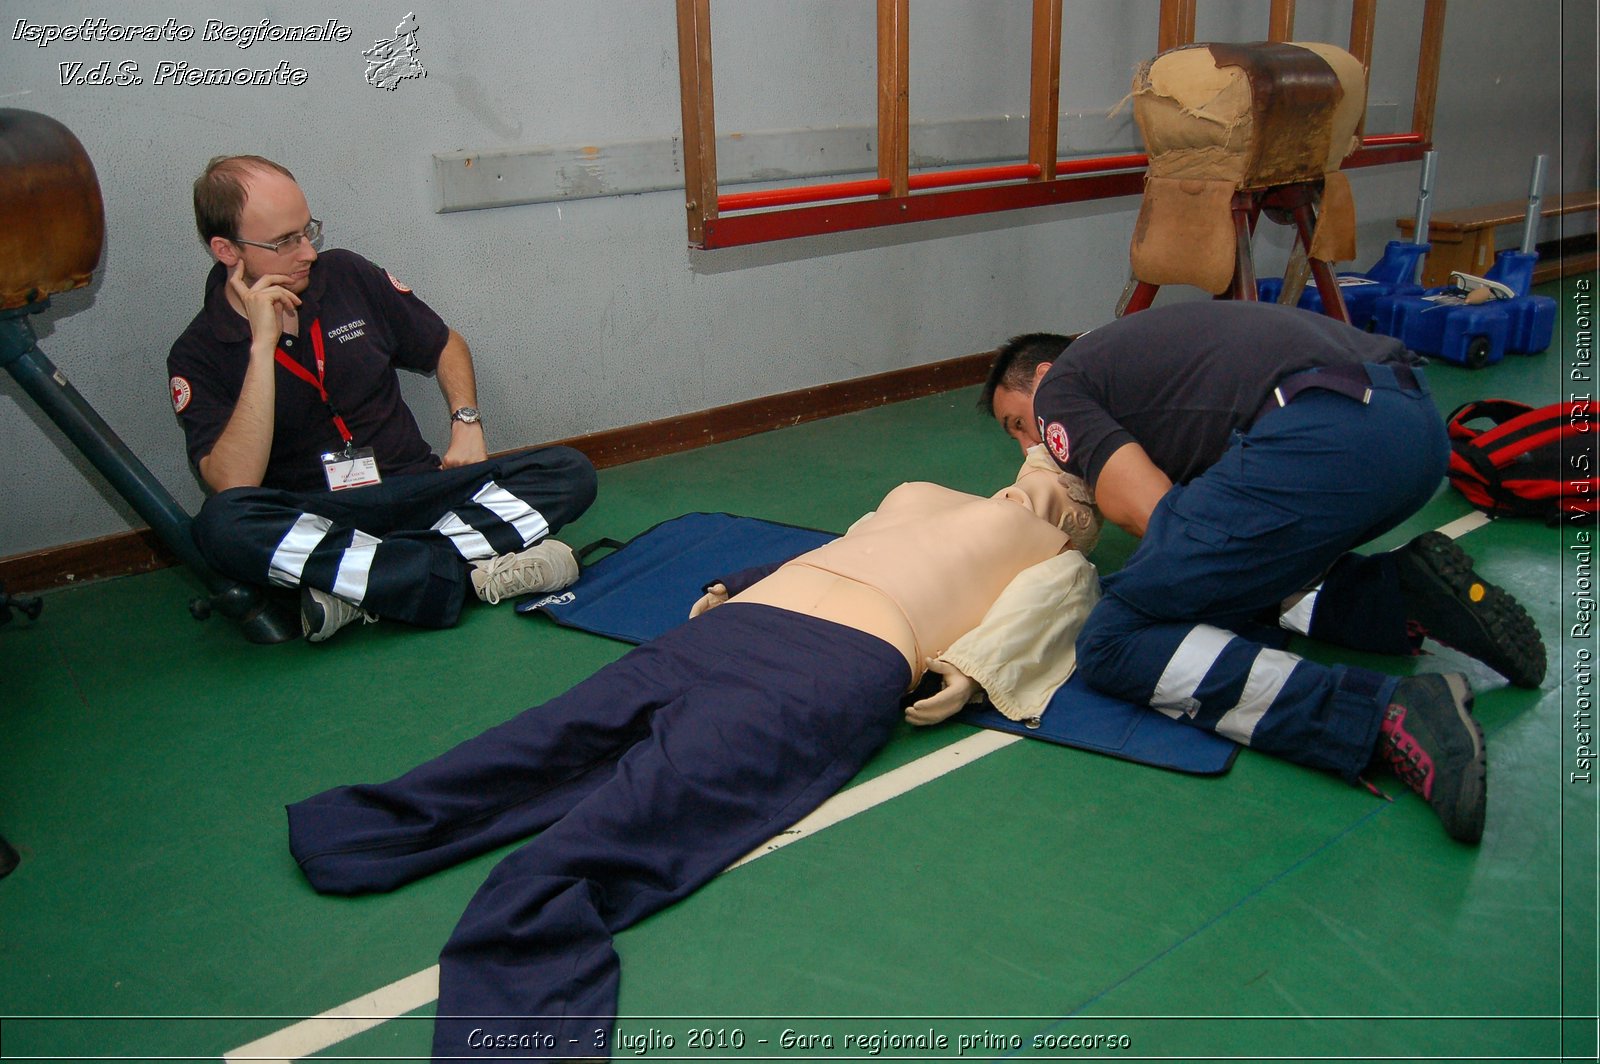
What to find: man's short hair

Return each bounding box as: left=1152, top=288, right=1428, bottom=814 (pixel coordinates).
left=977, top=332, right=1075, bottom=415
left=193, top=155, right=296, bottom=245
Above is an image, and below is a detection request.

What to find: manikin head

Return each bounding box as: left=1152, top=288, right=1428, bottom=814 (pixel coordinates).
left=979, top=332, right=1074, bottom=452
left=992, top=445, right=1102, bottom=553
left=193, top=155, right=320, bottom=296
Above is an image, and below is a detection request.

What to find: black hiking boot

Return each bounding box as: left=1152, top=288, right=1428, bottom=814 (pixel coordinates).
left=1395, top=532, right=1546, bottom=688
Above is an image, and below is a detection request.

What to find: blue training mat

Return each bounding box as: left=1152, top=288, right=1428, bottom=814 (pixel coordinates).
left=517, top=512, right=1238, bottom=776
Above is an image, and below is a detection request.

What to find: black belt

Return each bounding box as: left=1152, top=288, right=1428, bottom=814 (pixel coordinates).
left=1254, top=362, right=1423, bottom=427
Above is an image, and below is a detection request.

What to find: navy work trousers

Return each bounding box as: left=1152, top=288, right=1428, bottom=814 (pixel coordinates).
left=1077, top=364, right=1449, bottom=780
left=193, top=445, right=596, bottom=627
left=286, top=602, right=911, bottom=1062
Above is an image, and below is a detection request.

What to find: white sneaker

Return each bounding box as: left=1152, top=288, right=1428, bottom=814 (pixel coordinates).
left=472, top=540, right=580, bottom=604
left=301, top=587, right=377, bottom=643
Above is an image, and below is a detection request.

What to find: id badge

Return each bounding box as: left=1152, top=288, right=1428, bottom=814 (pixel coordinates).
left=321, top=447, right=382, bottom=491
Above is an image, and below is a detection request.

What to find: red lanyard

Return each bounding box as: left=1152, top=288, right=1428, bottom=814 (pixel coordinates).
left=273, top=318, right=353, bottom=446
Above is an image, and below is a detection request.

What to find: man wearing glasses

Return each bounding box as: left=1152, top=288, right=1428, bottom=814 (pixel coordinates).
left=167, top=156, right=596, bottom=643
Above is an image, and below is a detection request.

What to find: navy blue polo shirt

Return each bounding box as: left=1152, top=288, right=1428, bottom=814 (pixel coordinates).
left=168, top=249, right=451, bottom=493
left=1031, top=301, right=1409, bottom=489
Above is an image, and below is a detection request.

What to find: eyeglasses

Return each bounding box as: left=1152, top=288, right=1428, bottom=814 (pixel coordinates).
left=232, top=218, right=323, bottom=254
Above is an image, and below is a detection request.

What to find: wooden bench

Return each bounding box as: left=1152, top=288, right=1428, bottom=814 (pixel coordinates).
left=1397, top=188, right=1599, bottom=286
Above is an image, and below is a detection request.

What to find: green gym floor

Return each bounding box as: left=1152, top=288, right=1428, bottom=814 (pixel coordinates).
left=3, top=278, right=1596, bottom=1064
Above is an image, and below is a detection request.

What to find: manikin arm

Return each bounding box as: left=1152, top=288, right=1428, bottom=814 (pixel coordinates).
left=689, top=583, right=729, bottom=618
left=906, top=548, right=1100, bottom=725
left=689, top=554, right=805, bottom=617
left=689, top=515, right=880, bottom=619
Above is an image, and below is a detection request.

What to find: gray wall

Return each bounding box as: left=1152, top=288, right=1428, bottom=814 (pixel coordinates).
left=1, top=0, right=1592, bottom=560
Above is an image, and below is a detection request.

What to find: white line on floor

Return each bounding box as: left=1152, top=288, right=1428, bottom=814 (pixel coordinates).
left=223, top=964, right=440, bottom=1063
left=223, top=729, right=1021, bottom=1062
left=1437, top=510, right=1491, bottom=540
left=726, top=728, right=1020, bottom=870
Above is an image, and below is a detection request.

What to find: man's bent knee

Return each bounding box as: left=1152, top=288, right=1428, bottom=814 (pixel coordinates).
left=190, top=487, right=275, bottom=576
left=552, top=446, right=598, bottom=512
left=192, top=486, right=258, bottom=548
left=1074, top=605, right=1145, bottom=702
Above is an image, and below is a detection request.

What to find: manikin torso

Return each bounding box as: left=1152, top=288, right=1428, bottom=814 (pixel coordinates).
left=733, top=473, right=1075, bottom=683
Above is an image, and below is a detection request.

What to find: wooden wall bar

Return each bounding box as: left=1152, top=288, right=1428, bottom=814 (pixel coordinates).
left=1028, top=0, right=1064, bottom=182
left=1158, top=0, right=1197, bottom=52
left=1268, top=0, right=1296, bottom=42
left=1413, top=0, right=1447, bottom=145
left=876, top=0, right=910, bottom=198
left=678, top=0, right=1439, bottom=249
left=674, top=0, right=717, bottom=246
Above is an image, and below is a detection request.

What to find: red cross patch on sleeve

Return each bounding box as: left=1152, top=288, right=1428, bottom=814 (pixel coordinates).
left=1045, top=421, right=1070, bottom=465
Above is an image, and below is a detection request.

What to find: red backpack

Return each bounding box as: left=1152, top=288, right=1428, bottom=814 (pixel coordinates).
left=1445, top=400, right=1597, bottom=523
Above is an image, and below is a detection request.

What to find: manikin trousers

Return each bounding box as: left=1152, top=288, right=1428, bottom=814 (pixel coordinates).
left=286, top=603, right=910, bottom=1062
left=192, top=446, right=596, bottom=627
left=1076, top=364, right=1450, bottom=781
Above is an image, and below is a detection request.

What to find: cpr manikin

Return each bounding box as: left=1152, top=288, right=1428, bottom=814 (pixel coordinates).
left=287, top=449, right=1101, bottom=1063
left=709, top=444, right=1102, bottom=722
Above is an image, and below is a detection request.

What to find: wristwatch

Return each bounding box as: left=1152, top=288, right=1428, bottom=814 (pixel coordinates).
left=450, top=406, right=482, bottom=425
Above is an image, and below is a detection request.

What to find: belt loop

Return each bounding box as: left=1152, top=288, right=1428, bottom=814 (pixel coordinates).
left=1362, top=362, right=1408, bottom=393
left=1355, top=364, right=1376, bottom=403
